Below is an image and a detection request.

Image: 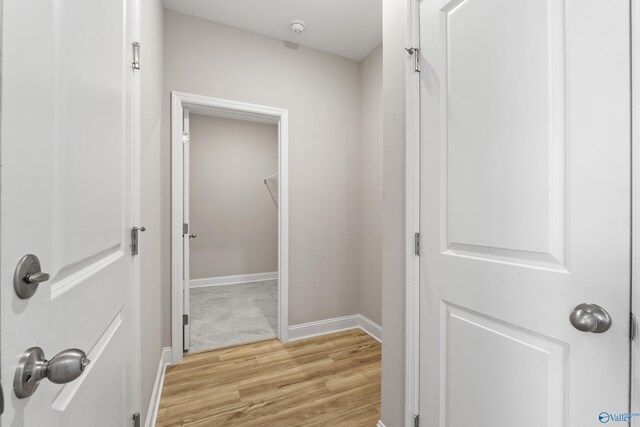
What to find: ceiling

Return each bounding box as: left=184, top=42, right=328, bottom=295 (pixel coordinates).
left=162, top=0, right=382, bottom=61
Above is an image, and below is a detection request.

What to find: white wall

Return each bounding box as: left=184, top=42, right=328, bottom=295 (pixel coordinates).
left=163, top=10, right=361, bottom=325
left=139, top=0, right=165, bottom=424
left=189, top=114, right=278, bottom=279
left=358, top=45, right=383, bottom=326
left=381, top=0, right=407, bottom=424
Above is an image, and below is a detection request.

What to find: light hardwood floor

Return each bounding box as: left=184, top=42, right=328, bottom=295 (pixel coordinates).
left=156, top=329, right=381, bottom=426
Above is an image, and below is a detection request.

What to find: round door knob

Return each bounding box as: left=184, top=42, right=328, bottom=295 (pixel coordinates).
left=569, top=303, right=611, bottom=333
left=45, top=349, right=91, bottom=384
left=14, top=347, right=90, bottom=398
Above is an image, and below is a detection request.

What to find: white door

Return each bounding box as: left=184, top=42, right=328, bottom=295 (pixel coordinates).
left=418, top=0, right=631, bottom=426
left=1, top=0, right=137, bottom=425
left=183, top=108, right=191, bottom=352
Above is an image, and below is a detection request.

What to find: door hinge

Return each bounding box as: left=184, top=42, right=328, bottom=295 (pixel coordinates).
left=132, top=42, right=140, bottom=70
left=414, top=232, right=421, bottom=256
left=414, top=414, right=420, bottom=427
left=132, top=412, right=141, bottom=427
left=182, top=132, right=190, bottom=144
left=183, top=314, right=189, bottom=326
left=406, top=47, right=420, bottom=72
left=183, top=223, right=189, bottom=235
left=131, top=226, right=146, bottom=256
left=631, top=313, right=636, bottom=342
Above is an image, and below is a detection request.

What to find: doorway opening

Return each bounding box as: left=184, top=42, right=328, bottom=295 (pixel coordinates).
left=187, top=113, right=278, bottom=352
left=171, top=92, right=289, bottom=364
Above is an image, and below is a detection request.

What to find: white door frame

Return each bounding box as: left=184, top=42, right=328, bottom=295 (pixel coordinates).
left=131, top=0, right=142, bottom=416
left=170, top=91, right=289, bottom=364
left=405, top=2, right=639, bottom=426
left=404, top=0, right=421, bottom=425
left=631, top=1, right=640, bottom=423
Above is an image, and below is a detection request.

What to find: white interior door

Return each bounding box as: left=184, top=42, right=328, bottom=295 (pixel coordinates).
left=418, top=1, right=631, bottom=426
left=1, top=0, right=137, bottom=425
left=183, top=108, right=191, bottom=352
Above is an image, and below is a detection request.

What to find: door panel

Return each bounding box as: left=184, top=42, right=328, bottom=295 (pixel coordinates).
left=1, top=0, right=136, bottom=424
left=419, top=0, right=631, bottom=426
left=442, top=303, right=567, bottom=427
left=56, top=0, right=126, bottom=265
left=443, top=0, right=566, bottom=266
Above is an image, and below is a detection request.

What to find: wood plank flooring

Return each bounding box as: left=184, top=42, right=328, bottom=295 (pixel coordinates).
left=156, top=329, right=381, bottom=426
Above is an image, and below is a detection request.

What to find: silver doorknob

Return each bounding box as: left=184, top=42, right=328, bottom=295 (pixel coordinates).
left=14, top=254, right=50, bottom=299
left=14, top=347, right=90, bottom=398
left=189, top=233, right=197, bottom=239
left=569, top=303, right=611, bottom=333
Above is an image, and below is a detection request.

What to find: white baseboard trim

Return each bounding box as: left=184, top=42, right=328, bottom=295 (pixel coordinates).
left=358, top=314, right=382, bottom=342
left=189, top=271, right=278, bottom=288
left=144, top=347, right=172, bottom=427
left=288, top=315, right=360, bottom=341
left=376, top=421, right=386, bottom=427
left=288, top=314, right=382, bottom=343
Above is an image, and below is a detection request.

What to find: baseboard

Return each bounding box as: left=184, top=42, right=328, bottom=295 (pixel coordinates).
left=144, top=347, right=172, bottom=427
left=376, top=421, right=386, bottom=427
left=288, top=314, right=382, bottom=343
left=189, top=271, right=278, bottom=288
left=288, top=315, right=360, bottom=341
left=358, top=314, right=382, bottom=342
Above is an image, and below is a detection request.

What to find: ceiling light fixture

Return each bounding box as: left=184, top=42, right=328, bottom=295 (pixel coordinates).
left=290, top=20, right=305, bottom=34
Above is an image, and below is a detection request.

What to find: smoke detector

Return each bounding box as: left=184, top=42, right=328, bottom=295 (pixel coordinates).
left=290, top=20, right=305, bottom=34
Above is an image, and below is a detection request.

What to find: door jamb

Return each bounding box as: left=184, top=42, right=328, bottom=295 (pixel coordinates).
left=631, top=1, right=639, bottom=423
left=405, top=0, right=421, bottom=425
left=170, top=91, right=290, bottom=365
left=131, top=0, right=142, bottom=417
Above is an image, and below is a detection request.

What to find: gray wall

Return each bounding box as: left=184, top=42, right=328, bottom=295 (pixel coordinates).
left=381, top=0, right=407, bottom=424
left=358, top=45, right=383, bottom=326
left=189, top=114, right=278, bottom=279
left=164, top=10, right=361, bottom=325
left=139, top=0, right=165, bottom=424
